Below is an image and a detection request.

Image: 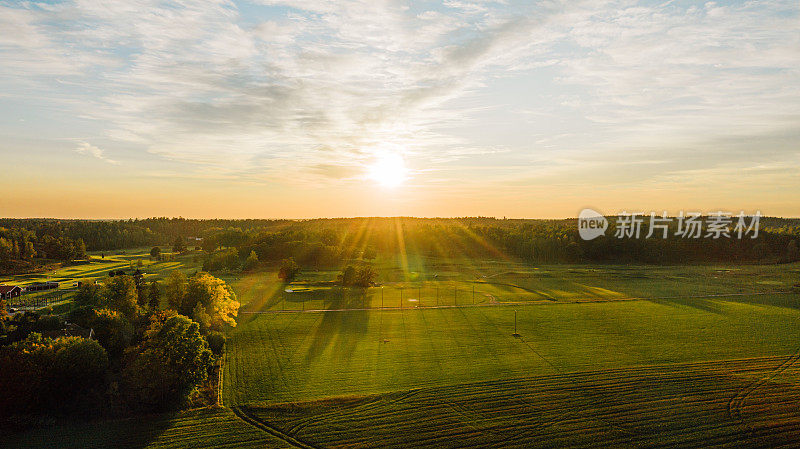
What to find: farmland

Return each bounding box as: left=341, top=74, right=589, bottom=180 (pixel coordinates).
left=216, top=261, right=800, bottom=448
left=8, top=259, right=800, bottom=448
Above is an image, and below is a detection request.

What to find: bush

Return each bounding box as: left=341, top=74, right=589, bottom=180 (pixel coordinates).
left=33, top=315, right=63, bottom=332
left=67, top=305, right=96, bottom=328
left=206, top=331, right=226, bottom=356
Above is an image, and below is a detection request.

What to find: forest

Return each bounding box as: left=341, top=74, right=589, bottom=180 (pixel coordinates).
left=1, top=217, right=799, bottom=273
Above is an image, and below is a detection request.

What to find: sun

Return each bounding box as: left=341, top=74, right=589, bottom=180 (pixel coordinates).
left=367, top=153, right=408, bottom=188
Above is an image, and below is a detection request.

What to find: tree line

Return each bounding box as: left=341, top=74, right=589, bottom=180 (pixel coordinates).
left=2, top=217, right=799, bottom=272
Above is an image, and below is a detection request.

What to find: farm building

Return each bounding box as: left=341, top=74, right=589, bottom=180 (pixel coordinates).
left=24, top=281, right=59, bottom=292
left=0, top=285, right=22, bottom=300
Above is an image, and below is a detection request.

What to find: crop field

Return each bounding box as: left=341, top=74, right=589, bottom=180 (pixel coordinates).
left=9, top=260, right=800, bottom=448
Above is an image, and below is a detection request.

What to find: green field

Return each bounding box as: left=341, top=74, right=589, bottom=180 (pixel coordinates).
left=8, top=260, right=800, bottom=448
left=230, top=262, right=798, bottom=312
left=224, top=298, right=800, bottom=405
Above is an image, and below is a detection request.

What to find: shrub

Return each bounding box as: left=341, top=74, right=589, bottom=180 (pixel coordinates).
left=206, top=331, right=226, bottom=356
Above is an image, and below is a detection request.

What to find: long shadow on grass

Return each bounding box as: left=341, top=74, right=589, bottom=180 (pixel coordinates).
left=645, top=296, right=724, bottom=314
left=6, top=411, right=178, bottom=449
left=303, top=288, right=371, bottom=365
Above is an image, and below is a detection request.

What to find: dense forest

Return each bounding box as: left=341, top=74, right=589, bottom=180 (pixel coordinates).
left=1, top=217, right=799, bottom=272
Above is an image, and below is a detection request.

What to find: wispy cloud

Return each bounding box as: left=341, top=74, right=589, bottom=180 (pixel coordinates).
left=75, top=141, right=119, bottom=165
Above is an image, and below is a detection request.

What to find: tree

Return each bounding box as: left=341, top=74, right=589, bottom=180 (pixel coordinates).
left=362, top=246, right=377, bottom=261
left=185, top=272, right=239, bottom=331
left=173, top=236, right=187, bottom=254
left=341, top=265, right=356, bottom=286
left=150, top=246, right=161, bottom=260
left=787, top=239, right=800, bottom=263
left=134, top=269, right=147, bottom=307
left=75, top=283, right=104, bottom=307
left=278, top=258, right=300, bottom=283
left=0, top=298, right=8, bottom=320
left=121, top=315, right=212, bottom=411
left=90, top=309, right=133, bottom=358
left=103, top=275, right=140, bottom=319
left=354, top=265, right=377, bottom=287
left=163, top=271, right=188, bottom=311
left=0, top=238, right=12, bottom=261
left=243, top=250, right=259, bottom=271
left=206, top=331, right=226, bottom=356
left=148, top=280, right=162, bottom=310
left=0, top=334, right=108, bottom=415
left=75, top=238, right=87, bottom=259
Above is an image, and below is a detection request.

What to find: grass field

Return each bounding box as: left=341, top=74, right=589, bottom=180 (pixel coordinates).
left=218, top=261, right=800, bottom=447
left=241, top=356, right=800, bottom=448
left=8, top=259, right=800, bottom=448
left=224, top=296, right=800, bottom=405
left=228, top=262, right=799, bottom=312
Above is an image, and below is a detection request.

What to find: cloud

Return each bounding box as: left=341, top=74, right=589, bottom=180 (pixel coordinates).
left=1, top=0, right=798, bottom=193
left=75, top=141, right=119, bottom=165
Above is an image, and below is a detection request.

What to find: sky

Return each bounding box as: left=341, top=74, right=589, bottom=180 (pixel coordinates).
left=1, top=0, right=798, bottom=219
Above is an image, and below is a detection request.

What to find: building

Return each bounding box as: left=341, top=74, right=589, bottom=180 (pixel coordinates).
left=24, top=281, right=59, bottom=292
left=0, top=285, right=22, bottom=300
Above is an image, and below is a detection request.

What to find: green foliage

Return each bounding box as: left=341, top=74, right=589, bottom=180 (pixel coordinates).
left=121, top=315, right=212, bottom=411
left=163, top=271, right=188, bottom=311
left=278, top=257, right=300, bottom=283
left=173, top=236, right=187, bottom=254
left=185, top=272, right=239, bottom=331
left=150, top=246, right=161, bottom=259
left=76, top=283, right=104, bottom=307
left=90, top=309, right=134, bottom=358
left=0, top=334, right=108, bottom=416
left=242, top=250, right=259, bottom=271
left=787, top=239, right=800, bottom=262
left=362, top=246, right=377, bottom=260
left=33, top=314, right=63, bottom=332
left=206, top=331, right=226, bottom=356
left=148, top=280, right=162, bottom=310
left=202, top=248, right=239, bottom=272
left=67, top=305, right=96, bottom=328
left=103, top=275, right=140, bottom=319
left=340, top=264, right=376, bottom=287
